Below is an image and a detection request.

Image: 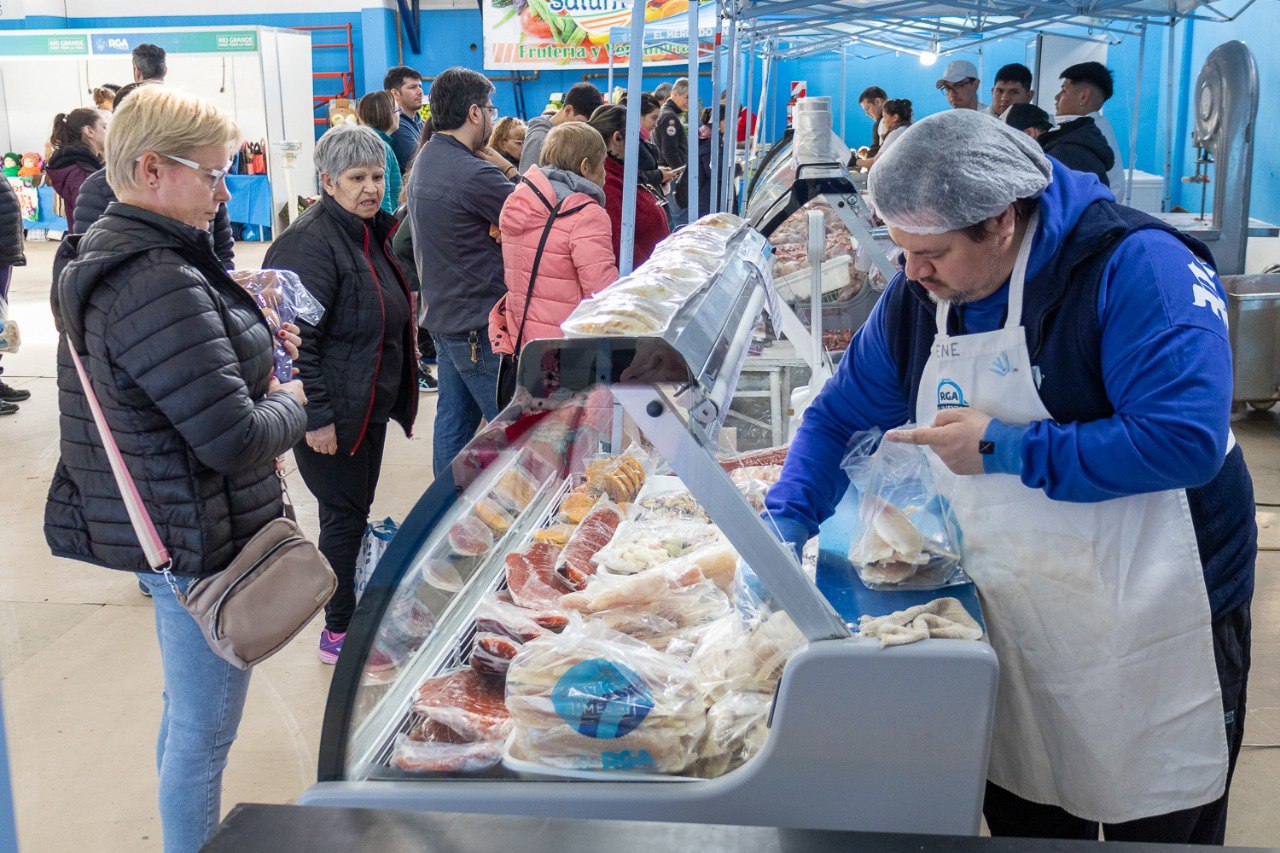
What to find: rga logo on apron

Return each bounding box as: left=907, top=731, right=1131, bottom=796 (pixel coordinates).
left=937, top=379, right=968, bottom=409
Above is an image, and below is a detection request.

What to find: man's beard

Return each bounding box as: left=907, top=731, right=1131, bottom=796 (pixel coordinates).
left=923, top=283, right=982, bottom=305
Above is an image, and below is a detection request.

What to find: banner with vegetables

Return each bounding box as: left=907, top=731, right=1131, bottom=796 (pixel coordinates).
left=485, top=0, right=709, bottom=70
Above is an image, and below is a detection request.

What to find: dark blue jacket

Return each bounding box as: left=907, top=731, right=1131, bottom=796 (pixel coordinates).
left=390, top=109, right=425, bottom=174
left=767, top=159, right=1255, bottom=617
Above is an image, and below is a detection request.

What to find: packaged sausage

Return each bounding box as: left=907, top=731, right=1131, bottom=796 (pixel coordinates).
left=229, top=269, right=324, bottom=382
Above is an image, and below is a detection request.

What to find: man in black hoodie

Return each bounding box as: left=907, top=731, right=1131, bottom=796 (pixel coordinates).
left=1006, top=103, right=1114, bottom=187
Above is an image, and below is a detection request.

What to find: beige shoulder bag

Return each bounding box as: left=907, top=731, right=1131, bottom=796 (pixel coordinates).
left=70, top=343, right=336, bottom=669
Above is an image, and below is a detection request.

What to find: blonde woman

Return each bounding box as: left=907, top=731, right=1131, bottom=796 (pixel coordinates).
left=47, top=86, right=307, bottom=853
left=488, top=116, right=526, bottom=168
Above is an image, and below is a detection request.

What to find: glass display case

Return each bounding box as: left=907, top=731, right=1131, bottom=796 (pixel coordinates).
left=303, top=218, right=999, bottom=836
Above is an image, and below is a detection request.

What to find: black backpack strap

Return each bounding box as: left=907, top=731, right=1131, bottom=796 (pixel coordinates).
left=511, top=177, right=590, bottom=354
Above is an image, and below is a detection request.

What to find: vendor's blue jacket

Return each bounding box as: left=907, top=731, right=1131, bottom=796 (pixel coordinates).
left=766, top=159, right=1256, bottom=618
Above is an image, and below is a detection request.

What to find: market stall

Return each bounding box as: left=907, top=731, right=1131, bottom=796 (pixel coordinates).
left=0, top=26, right=315, bottom=235
left=301, top=214, right=999, bottom=834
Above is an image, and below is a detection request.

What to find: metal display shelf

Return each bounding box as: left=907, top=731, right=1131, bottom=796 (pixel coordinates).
left=303, top=227, right=999, bottom=836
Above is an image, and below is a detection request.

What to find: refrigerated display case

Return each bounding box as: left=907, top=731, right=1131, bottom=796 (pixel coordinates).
left=302, top=218, right=999, bottom=836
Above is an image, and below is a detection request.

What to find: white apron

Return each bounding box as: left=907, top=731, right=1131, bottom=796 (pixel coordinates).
left=915, top=212, right=1228, bottom=823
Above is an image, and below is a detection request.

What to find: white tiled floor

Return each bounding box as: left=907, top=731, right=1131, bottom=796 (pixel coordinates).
left=1, top=241, right=1278, bottom=850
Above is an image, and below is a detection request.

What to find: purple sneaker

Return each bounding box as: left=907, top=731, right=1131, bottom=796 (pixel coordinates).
left=318, top=628, right=346, bottom=664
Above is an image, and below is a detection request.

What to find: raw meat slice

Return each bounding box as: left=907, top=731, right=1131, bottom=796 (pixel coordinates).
left=448, top=516, right=493, bottom=557
left=718, top=444, right=789, bottom=471
left=556, top=504, right=624, bottom=590
left=505, top=543, right=569, bottom=609
left=470, top=632, right=521, bottom=676
left=412, top=669, right=511, bottom=740
left=474, top=597, right=550, bottom=643
left=393, top=720, right=503, bottom=774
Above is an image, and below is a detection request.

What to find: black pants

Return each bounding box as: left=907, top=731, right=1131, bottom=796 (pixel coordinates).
left=293, top=422, right=388, bottom=633
left=983, top=603, right=1251, bottom=845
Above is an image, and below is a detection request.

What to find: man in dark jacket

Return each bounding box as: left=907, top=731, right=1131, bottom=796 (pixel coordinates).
left=1035, top=113, right=1115, bottom=187
left=518, top=82, right=603, bottom=175
left=0, top=176, right=26, bottom=415
left=406, top=67, right=515, bottom=475
left=386, top=65, right=425, bottom=173
left=656, top=77, right=691, bottom=226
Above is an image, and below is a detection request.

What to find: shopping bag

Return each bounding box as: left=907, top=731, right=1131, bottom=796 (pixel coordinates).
left=355, top=517, right=399, bottom=602
left=0, top=298, right=18, bottom=354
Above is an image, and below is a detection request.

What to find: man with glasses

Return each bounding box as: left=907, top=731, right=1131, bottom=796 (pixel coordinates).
left=405, top=67, right=517, bottom=475
left=386, top=65, right=426, bottom=173
left=936, top=59, right=989, bottom=113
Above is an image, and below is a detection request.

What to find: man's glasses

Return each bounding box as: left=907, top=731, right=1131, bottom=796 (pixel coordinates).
left=942, top=79, right=977, bottom=93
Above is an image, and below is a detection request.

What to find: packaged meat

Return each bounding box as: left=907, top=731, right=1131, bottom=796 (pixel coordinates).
left=661, top=541, right=739, bottom=593
left=730, top=465, right=782, bottom=487
left=412, top=669, right=512, bottom=741
left=718, top=444, right=789, bottom=471
left=393, top=720, right=503, bottom=774
left=556, top=502, right=624, bottom=590
left=561, top=293, right=670, bottom=338
left=585, top=452, right=648, bottom=503
left=693, top=212, right=746, bottom=233
left=505, top=616, right=707, bottom=775
left=534, top=523, right=576, bottom=546
left=592, top=520, right=729, bottom=577
left=691, top=691, right=773, bottom=778
left=557, top=487, right=600, bottom=524
left=421, top=558, right=465, bottom=592
left=473, top=498, right=513, bottom=535
left=505, top=543, right=570, bottom=609
left=474, top=596, right=552, bottom=643
left=470, top=632, right=522, bottom=676
left=230, top=268, right=325, bottom=382
left=746, top=611, right=807, bottom=690
left=448, top=516, right=493, bottom=557
left=560, top=563, right=731, bottom=651
left=688, top=614, right=756, bottom=703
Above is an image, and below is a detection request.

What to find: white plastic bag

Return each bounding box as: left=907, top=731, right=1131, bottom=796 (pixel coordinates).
left=0, top=298, right=18, bottom=355
left=841, top=426, right=968, bottom=590
left=355, top=517, right=399, bottom=602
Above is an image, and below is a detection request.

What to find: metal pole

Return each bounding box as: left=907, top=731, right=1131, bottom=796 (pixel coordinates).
left=840, top=47, right=847, bottom=143
left=686, top=0, right=701, bottom=223
left=607, top=45, right=615, bottom=94
left=709, top=5, right=724, bottom=213
left=618, top=0, right=647, bottom=275
left=720, top=11, right=739, bottom=212
left=1124, top=23, right=1146, bottom=206
left=756, top=41, right=771, bottom=151
left=1162, top=17, right=1177, bottom=212
left=738, top=26, right=756, bottom=213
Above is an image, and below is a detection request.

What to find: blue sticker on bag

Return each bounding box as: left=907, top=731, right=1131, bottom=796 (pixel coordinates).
left=550, top=659, right=654, bottom=739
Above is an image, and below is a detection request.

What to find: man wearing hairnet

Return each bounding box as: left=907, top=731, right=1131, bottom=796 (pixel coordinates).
left=766, top=110, right=1254, bottom=844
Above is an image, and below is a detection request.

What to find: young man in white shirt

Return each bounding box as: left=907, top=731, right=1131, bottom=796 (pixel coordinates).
left=1053, top=61, right=1125, bottom=192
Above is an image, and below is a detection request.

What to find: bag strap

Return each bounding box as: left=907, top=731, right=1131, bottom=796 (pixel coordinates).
left=512, top=177, right=590, bottom=355
left=67, top=342, right=178, bottom=594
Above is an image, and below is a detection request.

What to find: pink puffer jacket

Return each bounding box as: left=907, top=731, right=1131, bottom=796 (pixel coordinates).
left=490, top=165, right=618, bottom=355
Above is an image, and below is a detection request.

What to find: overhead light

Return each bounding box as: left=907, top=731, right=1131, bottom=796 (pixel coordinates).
left=919, top=49, right=939, bottom=66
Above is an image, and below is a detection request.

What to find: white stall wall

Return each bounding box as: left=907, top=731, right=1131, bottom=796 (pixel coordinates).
left=1033, top=33, right=1108, bottom=114
left=270, top=31, right=317, bottom=207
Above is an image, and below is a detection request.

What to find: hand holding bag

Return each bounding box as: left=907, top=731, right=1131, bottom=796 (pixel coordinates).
left=69, top=343, right=336, bottom=669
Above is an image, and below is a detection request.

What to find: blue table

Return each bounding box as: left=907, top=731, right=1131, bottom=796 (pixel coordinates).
left=225, top=174, right=273, bottom=229
left=26, top=185, right=68, bottom=232
left=816, top=483, right=985, bottom=628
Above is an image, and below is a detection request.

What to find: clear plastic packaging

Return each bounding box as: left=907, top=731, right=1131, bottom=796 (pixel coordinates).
left=470, top=632, right=522, bottom=677
left=229, top=269, right=324, bottom=382
left=561, top=293, right=672, bottom=338
left=504, top=542, right=571, bottom=610
left=841, top=426, right=968, bottom=590
left=411, top=668, right=512, bottom=741
left=691, top=691, right=773, bottom=778
left=505, top=615, right=707, bottom=775
left=393, top=719, right=503, bottom=774
left=555, top=500, right=624, bottom=590
left=635, top=490, right=711, bottom=523
left=474, top=596, right=555, bottom=643
left=591, top=519, right=729, bottom=577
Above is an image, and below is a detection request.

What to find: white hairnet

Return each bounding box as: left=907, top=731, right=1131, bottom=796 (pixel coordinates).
left=868, top=109, right=1052, bottom=235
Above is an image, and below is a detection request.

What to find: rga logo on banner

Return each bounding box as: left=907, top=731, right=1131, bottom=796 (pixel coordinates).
left=937, top=379, right=968, bottom=410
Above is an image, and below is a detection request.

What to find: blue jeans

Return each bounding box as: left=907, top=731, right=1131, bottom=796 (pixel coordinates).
left=431, top=330, right=500, bottom=477
left=668, top=196, right=689, bottom=230
left=137, top=572, right=252, bottom=853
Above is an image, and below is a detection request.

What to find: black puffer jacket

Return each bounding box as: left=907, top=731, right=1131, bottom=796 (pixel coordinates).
left=45, top=204, right=307, bottom=577
left=264, top=195, right=417, bottom=455
left=0, top=175, right=26, bottom=267
left=1039, top=117, right=1115, bottom=187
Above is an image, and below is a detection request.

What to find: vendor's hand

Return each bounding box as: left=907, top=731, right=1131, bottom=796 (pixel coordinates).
left=269, top=377, right=307, bottom=407
left=306, top=424, right=338, bottom=455
left=658, top=166, right=676, bottom=185
left=277, top=322, right=302, bottom=361
left=887, top=408, right=993, bottom=475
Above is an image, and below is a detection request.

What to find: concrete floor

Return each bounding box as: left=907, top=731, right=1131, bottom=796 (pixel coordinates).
left=1, top=241, right=1278, bottom=849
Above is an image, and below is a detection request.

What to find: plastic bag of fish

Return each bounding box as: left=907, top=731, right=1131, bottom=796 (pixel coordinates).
left=841, top=425, right=969, bottom=590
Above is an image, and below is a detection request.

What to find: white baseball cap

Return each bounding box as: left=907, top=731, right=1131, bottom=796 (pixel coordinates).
left=935, top=60, right=979, bottom=88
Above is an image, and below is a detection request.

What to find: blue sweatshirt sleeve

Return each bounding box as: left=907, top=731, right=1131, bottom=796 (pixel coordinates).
left=764, top=282, right=911, bottom=537
left=1015, top=230, right=1233, bottom=501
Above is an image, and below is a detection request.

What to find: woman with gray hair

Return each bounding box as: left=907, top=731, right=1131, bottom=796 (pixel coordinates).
left=47, top=85, right=308, bottom=852
left=264, top=123, right=418, bottom=665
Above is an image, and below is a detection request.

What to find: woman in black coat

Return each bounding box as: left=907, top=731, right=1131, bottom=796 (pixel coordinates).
left=0, top=176, right=27, bottom=415
left=264, top=124, right=418, bottom=664
left=46, top=86, right=307, bottom=853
